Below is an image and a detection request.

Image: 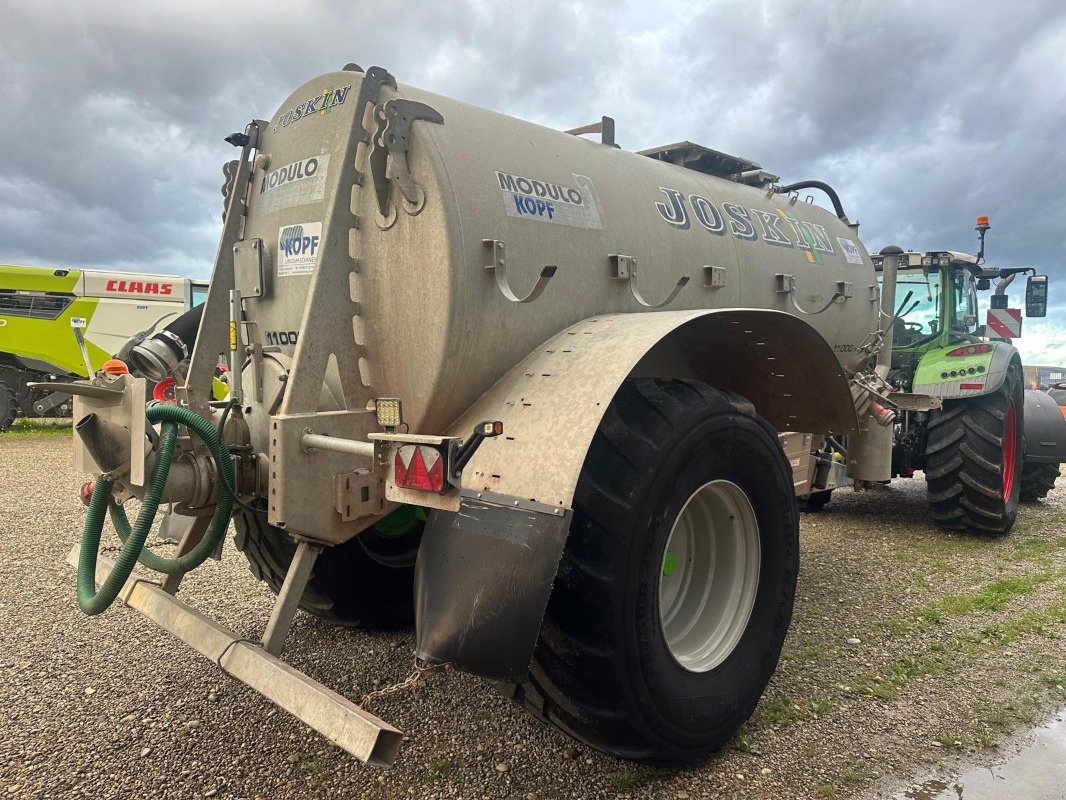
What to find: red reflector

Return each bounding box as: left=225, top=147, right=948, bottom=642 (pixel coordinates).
left=960, top=383, right=983, bottom=390
left=946, top=343, right=991, bottom=357
left=395, top=445, right=446, bottom=492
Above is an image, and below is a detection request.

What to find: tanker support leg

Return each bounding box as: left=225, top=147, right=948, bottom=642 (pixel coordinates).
left=66, top=545, right=402, bottom=767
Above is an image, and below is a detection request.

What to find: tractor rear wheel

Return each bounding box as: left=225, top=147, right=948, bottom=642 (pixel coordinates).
left=233, top=503, right=422, bottom=628
left=514, top=379, right=798, bottom=765
left=0, top=379, right=17, bottom=431
left=924, top=365, right=1023, bottom=535
left=1019, top=462, right=1059, bottom=501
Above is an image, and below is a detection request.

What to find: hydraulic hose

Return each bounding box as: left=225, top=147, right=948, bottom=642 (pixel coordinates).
left=777, top=180, right=850, bottom=223
left=77, top=403, right=235, bottom=615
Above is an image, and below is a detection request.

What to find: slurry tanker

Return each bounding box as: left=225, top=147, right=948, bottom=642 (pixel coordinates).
left=55, top=64, right=1064, bottom=768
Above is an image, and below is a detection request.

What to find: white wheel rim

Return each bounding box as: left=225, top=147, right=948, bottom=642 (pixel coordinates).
left=658, top=479, right=761, bottom=673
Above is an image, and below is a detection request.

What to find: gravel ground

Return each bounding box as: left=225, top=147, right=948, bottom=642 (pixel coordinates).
left=0, top=430, right=1063, bottom=800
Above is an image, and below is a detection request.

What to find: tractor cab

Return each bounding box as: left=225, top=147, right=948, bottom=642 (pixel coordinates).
left=871, top=218, right=1049, bottom=393
left=871, top=251, right=981, bottom=354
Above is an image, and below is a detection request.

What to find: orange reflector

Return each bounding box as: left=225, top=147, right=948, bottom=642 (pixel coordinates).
left=960, top=383, right=983, bottom=390
left=395, top=445, right=446, bottom=493
left=101, top=359, right=129, bottom=375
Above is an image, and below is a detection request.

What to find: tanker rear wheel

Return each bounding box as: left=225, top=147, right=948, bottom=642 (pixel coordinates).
left=514, top=379, right=798, bottom=765
left=1019, top=462, right=1059, bottom=501
left=0, top=379, right=17, bottom=431
left=923, top=365, right=1023, bottom=536
left=233, top=504, right=422, bottom=629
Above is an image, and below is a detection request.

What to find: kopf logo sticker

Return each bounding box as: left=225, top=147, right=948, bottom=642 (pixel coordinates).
left=277, top=222, right=322, bottom=276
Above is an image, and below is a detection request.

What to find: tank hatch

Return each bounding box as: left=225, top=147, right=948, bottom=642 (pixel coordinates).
left=639, top=141, right=778, bottom=184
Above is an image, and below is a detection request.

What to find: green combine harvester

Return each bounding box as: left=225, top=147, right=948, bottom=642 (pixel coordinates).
left=0, top=265, right=208, bottom=429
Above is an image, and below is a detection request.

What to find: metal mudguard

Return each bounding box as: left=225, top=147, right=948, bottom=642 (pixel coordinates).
left=1023, top=389, right=1066, bottom=464
left=415, top=492, right=571, bottom=682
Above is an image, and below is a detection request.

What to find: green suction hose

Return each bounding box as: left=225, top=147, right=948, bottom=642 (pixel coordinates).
left=77, top=404, right=236, bottom=615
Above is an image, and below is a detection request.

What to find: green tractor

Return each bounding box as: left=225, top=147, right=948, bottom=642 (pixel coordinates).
left=806, top=218, right=1065, bottom=532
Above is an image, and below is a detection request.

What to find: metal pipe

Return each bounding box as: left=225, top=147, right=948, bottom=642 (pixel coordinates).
left=302, top=432, right=376, bottom=459
left=75, top=413, right=130, bottom=474
left=847, top=246, right=902, bottom=484
left=876, top=246, right=901, bottom=376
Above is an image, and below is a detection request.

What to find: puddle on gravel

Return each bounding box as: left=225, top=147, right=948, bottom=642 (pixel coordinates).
left=893, top=713, right=1066, bottom=799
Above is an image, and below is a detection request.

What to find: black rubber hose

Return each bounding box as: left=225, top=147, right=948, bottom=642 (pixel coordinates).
left=778, top=180, right=849, bottom=222
left=155, top=302, right=204, bottom=361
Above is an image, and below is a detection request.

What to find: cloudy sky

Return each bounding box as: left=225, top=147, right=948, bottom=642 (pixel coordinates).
left=2, top=0, right=1064, bottom=363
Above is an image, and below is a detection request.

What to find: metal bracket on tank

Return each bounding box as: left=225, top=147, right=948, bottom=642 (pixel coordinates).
left=775, top=273, right=851, bottom=315
left=371, top=99, right=444, bottom=218
left=609, top=254, right=689, bottom=308
left=482, top=240, right=558, bottom=304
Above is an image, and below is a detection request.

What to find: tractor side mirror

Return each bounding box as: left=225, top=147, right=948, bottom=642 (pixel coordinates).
left=1026, top=275, right=1048, bottom=317
left=963, top=314, right=977, bottom=329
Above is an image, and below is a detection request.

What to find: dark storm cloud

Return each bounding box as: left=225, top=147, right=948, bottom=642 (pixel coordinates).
left=1, top=0, right=1064, bottom=360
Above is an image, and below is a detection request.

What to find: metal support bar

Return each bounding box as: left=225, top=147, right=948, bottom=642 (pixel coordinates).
left=228, top=288, right=244, bottom=406
left=66, top=546, right=403, bottom=767
left=565, top=116, right=616, bottom=147
left=159, top=514, right=212, bottom=595
left=262, top=541, right=321, bottom=656
left=302, top=432, right=376, bottom=459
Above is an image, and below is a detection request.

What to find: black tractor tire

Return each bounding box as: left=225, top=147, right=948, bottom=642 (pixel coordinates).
left=1019, top=462, right=1059, bottom=501
left=0, top=380, right=17, bottom=431
left=798, top=490, right=832, bottom=512
left=924, top=365, right=1023, bottom=535
left=513, top=379, right=798, bottom=765
left=233, top=505, right=422, bottom=629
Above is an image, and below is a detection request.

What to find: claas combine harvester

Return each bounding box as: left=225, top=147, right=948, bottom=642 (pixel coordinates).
left=50, top=64, right=1066, bottom=768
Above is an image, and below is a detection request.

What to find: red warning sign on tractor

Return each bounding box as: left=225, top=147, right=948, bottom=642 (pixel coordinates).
left=986, top=307, right=1022, bottom=338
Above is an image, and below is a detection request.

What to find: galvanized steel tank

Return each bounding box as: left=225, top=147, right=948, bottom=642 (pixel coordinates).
left=241, top=68, right=878, bottom=434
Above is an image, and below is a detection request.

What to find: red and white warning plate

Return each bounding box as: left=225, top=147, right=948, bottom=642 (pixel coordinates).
left=986, top=307, right=1022, bottom=338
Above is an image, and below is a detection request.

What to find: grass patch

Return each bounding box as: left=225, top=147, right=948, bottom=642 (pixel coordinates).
left=940, top=577, right=1040, bottom=614
left=936, top=731, right=962, bottom=748
left=842, top=765, right=866, bottom=784
left=428, top=757, right=452, bottom=780
left=1013, top=539, right=1059, bottom=560
left=810, top=697, right=834, bottom=717
left=3, top=420, right=72, bottom=438
left=984, top=708, right=1009, bottom=728
left=974, top=732, right=998, bottom=749
left=300, top=760, right=324, bottom=775
left=891, top=574, right=1052, bottom=635
left=754, top=693, right=806, bottom=728
left=816, top=783, right=838, bottom=797
left=608, top=766, right=670, bottom=791
left=866, top=682, right=898, bottom=701
left=733, top=730, right=761, bottom=754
